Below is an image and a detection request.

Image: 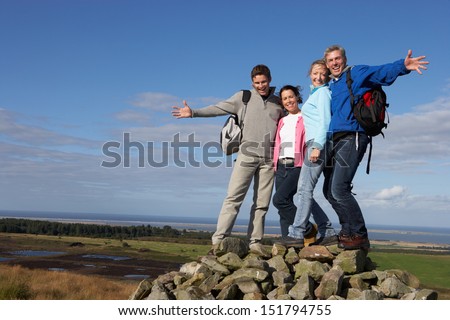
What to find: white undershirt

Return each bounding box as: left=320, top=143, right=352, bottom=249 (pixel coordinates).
left=279, top=113, right=300, bottom=159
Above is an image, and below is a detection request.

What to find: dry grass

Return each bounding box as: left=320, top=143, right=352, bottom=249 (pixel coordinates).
left=0, top=265, right=137, bottom=300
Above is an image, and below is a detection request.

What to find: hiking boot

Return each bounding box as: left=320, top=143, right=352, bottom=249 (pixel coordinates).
left=337, top=234, right=351, bottom=249
left=274, top=236, right=304, bottom=249
left=249, top=242, right=271, bottom=258
left=339, top=235, right=370, bottom=250
left=311, top=235, right=339, bottom=246
left=304, top=223, right=318, bottom=238
left=304, top=223, right=318, bottom=246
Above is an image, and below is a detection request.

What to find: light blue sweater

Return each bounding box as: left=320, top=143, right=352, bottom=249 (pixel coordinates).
left=300, top=84, right=331, bottom=150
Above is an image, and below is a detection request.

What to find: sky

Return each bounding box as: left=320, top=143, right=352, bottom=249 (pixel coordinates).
left=1, top=0, right=450, bottom=229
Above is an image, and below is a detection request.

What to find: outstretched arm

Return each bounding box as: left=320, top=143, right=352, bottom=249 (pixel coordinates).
left=404, top=49, right=429, bottom=74
left=171, top=100, right=193, bottom=118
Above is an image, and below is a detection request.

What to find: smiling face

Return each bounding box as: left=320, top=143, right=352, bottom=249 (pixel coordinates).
left=310, top=64, right=329, bottom=87
left=325, top=49, right=347, bottom=78
left=252, top=74, right=271, bottom=96
left=280, top=89, right=300, bottom=115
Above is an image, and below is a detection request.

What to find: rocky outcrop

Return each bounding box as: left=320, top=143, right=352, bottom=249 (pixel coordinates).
left=129, top=237, right=438, bottom=300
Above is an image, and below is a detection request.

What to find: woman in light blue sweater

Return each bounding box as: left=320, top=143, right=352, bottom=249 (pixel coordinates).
left=277, top=59, right=337, bottom=248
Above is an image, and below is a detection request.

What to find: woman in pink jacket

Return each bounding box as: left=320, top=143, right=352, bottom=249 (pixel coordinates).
left=272, top=85, right=315, bottom=239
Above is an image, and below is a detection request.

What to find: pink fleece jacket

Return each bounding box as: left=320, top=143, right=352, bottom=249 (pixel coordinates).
left=273, top=114, right=306, bottom=171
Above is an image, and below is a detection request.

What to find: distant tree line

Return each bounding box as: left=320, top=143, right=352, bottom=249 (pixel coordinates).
left=0, top=218, right=212, bottom=240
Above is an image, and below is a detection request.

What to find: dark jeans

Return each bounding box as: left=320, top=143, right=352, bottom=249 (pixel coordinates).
left=323, top=133, right=369, bottom=237
left=272, top=163, right=301, bottom=237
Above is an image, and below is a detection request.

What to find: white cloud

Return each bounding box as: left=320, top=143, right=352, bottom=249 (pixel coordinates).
left=128, top=91, right=223, bottom=113
left=0, top=108, right=97, bottom=148
left=366, top=96, right=450, bottom=173
left=374, top=185, right=406, bottom=200
left=129, top=92, right=181, bottom=112
left=114, top=109, right=150, bottom=124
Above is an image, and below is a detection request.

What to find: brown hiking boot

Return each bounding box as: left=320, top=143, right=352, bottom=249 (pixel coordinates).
left=304, top=223, right=318, bottom=246
left=339, top=234, right=370, bottom=250
left=337, top=233, right=351, bottom=248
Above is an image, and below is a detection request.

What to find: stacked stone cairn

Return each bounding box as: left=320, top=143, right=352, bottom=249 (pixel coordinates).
left=130, top=237, right=438, bottom=300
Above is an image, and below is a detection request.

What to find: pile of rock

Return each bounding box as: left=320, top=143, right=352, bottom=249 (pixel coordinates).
left=130, top=237, right=438, bottom=300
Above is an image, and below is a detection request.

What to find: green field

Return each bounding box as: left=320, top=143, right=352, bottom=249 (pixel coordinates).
left=368, top=251, right=450, bottom=294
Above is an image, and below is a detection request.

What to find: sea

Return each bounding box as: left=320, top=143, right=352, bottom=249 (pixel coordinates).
left=1, top=210, right=450, bottom=246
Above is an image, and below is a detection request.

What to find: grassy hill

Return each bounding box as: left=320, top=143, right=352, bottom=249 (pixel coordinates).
left=0, top=232, right=449, bottom=299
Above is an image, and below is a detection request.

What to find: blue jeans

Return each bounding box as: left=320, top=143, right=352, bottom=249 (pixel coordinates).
left=288, top=141, right=335, bottom=239
left=323, top=133, right=369, bottom=237
left=272, top=162, right=301, bottom=237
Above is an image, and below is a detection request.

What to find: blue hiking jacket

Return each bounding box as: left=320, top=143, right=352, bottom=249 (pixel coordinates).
left=328, top=59, right=410, bottom=134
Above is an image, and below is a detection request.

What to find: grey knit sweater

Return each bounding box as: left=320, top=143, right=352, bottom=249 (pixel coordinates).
left=192, top=88, right=284, bottom=159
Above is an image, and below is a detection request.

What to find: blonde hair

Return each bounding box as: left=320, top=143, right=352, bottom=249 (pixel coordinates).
left=308, top=59, right=330, bottom=83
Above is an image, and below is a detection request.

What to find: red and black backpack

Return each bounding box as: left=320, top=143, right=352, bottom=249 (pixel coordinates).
left=346, top=68, right=390, bottom=173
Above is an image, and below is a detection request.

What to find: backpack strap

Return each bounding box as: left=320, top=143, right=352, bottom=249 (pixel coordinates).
left=346, top=69, right=372, bottom=174
left=345, top=68, right=355, bottom=120
left=242, top=89, right=251, bottom=105
left=366, top=136, right=372, bottom=174
left=239, top=90, right=251, bottom=127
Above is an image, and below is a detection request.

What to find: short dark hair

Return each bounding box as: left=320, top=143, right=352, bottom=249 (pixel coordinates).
left=279, top=85, right=303, bottom=104
left=251, top=64, right=272, bottom=82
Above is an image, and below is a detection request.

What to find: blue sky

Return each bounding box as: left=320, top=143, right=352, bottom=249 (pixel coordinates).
left=1, top=0, right=450, bottom=229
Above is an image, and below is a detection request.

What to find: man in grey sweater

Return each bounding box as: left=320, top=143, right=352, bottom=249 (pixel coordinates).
left=172, top=64, right=284, bottom=256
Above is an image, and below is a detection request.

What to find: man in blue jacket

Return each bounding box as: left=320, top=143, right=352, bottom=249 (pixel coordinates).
left=323, top=45, right=429, bottom=250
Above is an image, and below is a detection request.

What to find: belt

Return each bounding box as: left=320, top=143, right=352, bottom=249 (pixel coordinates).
left=333, top=131, right=366, bottom=142
left=279, top=157, right=295, bottom=165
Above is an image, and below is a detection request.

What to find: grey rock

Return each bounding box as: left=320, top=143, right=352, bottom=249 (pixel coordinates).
left=272, top=270, right=293, bottom=287
left=294, top=259, right=329, bottom=282
left=242, top=257, right=269, bottom=271
left=218, top=237, right=249, bottom=258
left=288, top=273, right=315, bottom=300
left=298, top=245, right=335, bottom=263
left=349, top=274, right=370, bottom=290
left=271, top=243, right=287, bottom=257
left=236, top=280, right=260, bottom=294
left=216, top=284, right=239, bottom=300
left=267, top=254, right=290, bottom=273
left=361, top=289, right=383, bottom=300
left=333, top=250, right=367, bottom=274
left=217, top=252, right=244, bottom=270
left=414, top=289, right=438, bottom=300
left=380, top=277, right=413, bottom=298
left=284, top=247, right=300, bottom=265
left=145, top=283, right=171, bottom=300
left=314, top=266, right=344, bottom=300
left=173, top=286, right=215, bottom=300
left=243, top=292, right=265, bottom=300
left=199, top=272, right=222, bottom=293
left=129, top=278, right=153, bottom=300
left=385, top=269, right=420, bottom=289
left=199, top=256, right=231, bottom=275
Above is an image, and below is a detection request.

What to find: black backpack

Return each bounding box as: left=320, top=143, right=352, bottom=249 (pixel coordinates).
left=346, top=68, right=389, bottom=174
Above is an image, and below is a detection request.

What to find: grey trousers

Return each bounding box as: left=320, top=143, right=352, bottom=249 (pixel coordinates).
left=212, top=152, right=275, bottom=245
